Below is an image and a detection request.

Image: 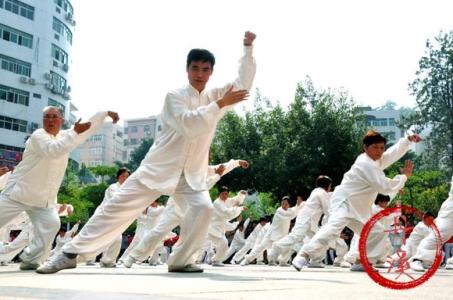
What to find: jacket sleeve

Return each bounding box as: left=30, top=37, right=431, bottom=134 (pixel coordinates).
left=74, top=111, right=109, bottom=144
left=379, top=137, right=412, bottom=170
left=357, top=162, right=408, bottom=195
left=30, top=129, right=79, bottom=158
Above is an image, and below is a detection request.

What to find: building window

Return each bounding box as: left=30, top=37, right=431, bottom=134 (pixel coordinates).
left=123, top=140, right=128, bottom=146
left=88, top=160, right=103, bottom=167
left=388, top=118, right=395, bottom=126
left=0, top=84, right=29, bottom=106
left=372, top=118, right=388, bottom=127
left=52, top=17, right=72, bottom=44
left=130, top=126, right=138, bottom=133
left=144, top=125, right=150, bottom=132
left=51, top=44, right=68, bottom=65
left=89, top=147, right=103, bottom=155
left=130, top=138, right=137, bottom=145
left=50, top=71, right=67, bottom=91
left=0, top=115, right=27, bottom=132
left=0, top=54, right=31, bottom=76
left=54, top=0, right=73, bottom=15
left=48, top=98, right=66, bottom=115
left=90, top=135, right=104, bottom=142
left=382, top=131, right=396, bottom=141
left=0, top=23, right=33, bottom=48
left=1, top=0, right=34, bottom=20
left=33, top=93, right=41, bottom=98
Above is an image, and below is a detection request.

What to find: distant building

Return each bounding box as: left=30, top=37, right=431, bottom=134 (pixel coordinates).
left=357, top=106, right=426, bottom=155
left=123, top=116, right=160, bottom=162
left=77, top=122, right=126, bottom=167
left=0, top=0, right=77, bottom=167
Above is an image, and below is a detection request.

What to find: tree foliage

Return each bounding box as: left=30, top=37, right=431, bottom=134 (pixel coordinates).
left=126, top=138, right=154, bottom=171
left=402, top=30, right=453, bottom=171
left=212, top=77, right=363, bottom=202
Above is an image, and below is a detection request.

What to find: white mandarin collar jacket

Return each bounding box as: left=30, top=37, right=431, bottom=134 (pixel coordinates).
left=134, top=47, right=255, bottom=195
left=1, top=112, right=109, bottom=208
left=329, top=137, right=412, bottom=223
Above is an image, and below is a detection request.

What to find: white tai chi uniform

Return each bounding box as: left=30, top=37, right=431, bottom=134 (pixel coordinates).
left=208, top=193, right=245, bottom=264
left=128, top=159, right=244, bottom=263
left=225, top=218, right=250, bottom=259
left=120, top=205, right=164, bottom=262
left=413, top=176, right=453, bottom=264
left=61, top=46, right=256, bottom=269
left=0, top=111, right=110, bottom=264
left=300, top=137, right=413, bottom=264
left=233, top=222, right=266, bottom=263
left=243, top=206, right=300, bottom=264
left=50, top=223, right=80, bottom=257
left=0, top=216, right=32, bottom=264
left=271, top=188, right=328, bottom=263
left=96, top=182, right=123, bottom=265
left=400, top=221, right=431, bottom=259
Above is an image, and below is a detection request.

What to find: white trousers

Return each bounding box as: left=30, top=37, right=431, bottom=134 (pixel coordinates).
left=271, top=217, right=314, bottom=263
left=63, top=173, right=213, bottom=268
left=0, top=224, right=32, bottom=263
left=130, top=204, right=181, bottom=262
left=332, top=238, right=349, bottom=264
left=100, top=235, right=122, bottom=264
left=343, top=234, right=359, bottom=264
left=301, top=201, right=387, bottom=264
left=233, top=236, right=258, bottom=262
left=0, top=196, right=60, bottom=264
left=225, top=242, right=244, bottom=260
left=413, top=215, right=453, bottom=263
left=208, top=234, right=228, bottom=263
left=244, top=235, right=274, bottom=263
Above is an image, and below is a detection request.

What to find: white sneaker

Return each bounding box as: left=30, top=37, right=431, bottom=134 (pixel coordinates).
left=85, top=260, right=96, bottom=266
left=291, top=255, right=308, bottom=271
left=279, top=262, right=289, bottom=267
left=100, top=261, right=116, bottom=268
left=20, top=261, right=40, bottom=270
left=211, top=261, right=225, bottom=267
left=350, top=263, right=365, bottom=272
left=410, top=260, right=425, bottom=272
left=36, top=254, right=77, bottom=274
left=308, top=261, right=325, bottom=268
left=256, top=260, right=265, bottom=265
left=340, top=261, right=352, bottom=268
left=240, top=259, right=249, bottom=266
left=0, top=261, right=8, bottom=266
left=123, top=256, right=135, bottom=268
left=445, top=264, right=453, bottom=270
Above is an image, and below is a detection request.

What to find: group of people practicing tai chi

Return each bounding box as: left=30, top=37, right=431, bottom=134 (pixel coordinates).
left=0, top=30, right=451, bottom=276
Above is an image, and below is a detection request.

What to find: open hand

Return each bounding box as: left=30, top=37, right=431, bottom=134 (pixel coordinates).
left=108, top=111, right=120, bottom=124
left=74, top=118, right=91, bottom=134
left=243, top=31, right=256, bottom=46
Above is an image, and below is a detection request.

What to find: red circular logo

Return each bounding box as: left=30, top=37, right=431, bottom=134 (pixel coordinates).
left=359, top=205, right=443, bottom=289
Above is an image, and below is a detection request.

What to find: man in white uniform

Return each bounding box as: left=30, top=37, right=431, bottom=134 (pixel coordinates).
left=0, top=107, right=118, bottom=270
left=292, top=131, right=420, bottom=271
left=270, top=176, right=331, bottom=266
left=411, top=176, right=453, bottom=271
left=208, top=187, right=247, bottom=266
left=38, top=31, right=257, bottom=274
left=241, top=196, right=301, bottom=265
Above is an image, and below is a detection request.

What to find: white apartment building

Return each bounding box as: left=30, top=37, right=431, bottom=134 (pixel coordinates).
left=0, top=0, right=77, bottom=167
left=77, top=122, right=126, bottom=167
left=123, top=116, right=160, bottom=162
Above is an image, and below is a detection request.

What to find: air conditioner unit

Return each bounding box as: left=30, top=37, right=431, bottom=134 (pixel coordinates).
left=19, top=76, right=28, bottom=83
left=66, top=85, right=71, bottom=93
left=45, top=83, right=54, bottom=90
left=44, top=73, right=52, bottom=80
left=65, top=12, right=73, bottom=21
left=71, top=20, right=76, bottom=27
left=28, top=78, right=36, bottom=85
left=63, top=92, right=71, bottom=100
left=62, top=64, right=69, bottom=72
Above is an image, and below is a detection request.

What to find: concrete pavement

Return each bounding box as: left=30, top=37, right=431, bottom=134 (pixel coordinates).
left=0, top=263, right=452, bottom=299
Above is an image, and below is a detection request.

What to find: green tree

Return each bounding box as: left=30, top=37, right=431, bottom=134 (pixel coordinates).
left=89, top=165, right=118, bottom=183
left=126, top=138, right=154, bottom=171
left=403, top=31, right=453, bottom=171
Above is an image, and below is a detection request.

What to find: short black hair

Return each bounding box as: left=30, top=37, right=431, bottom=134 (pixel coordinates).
left=374, top=194, right=391, bottom=205
left=186, top=49, right=215, bottom=68
left=116, top=167, right=130, bottom=179
left=423, top=211, right=435, bottom=219
left=363, top=130, right=387, bottom=147
left=219, top=186, right=229, bottom=195
left=316, top=175, right=332, bottom=190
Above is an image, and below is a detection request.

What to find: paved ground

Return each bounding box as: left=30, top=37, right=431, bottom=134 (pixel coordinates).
left=0, top=263, right=452, bottom=300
